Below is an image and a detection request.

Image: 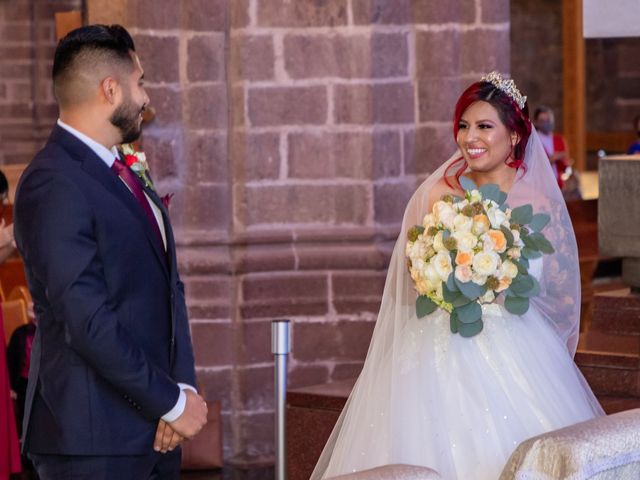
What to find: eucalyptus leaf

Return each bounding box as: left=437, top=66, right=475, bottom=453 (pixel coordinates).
left=500, top=225, right=514, bottom=247
left=459, top=176, right=478, bottom=192
left=450, top=311, right=459, bottom=334
left=521, top=234, right=538, bottom=250
left=510, top=274, right=534, bottom=296
left=416, top=295, right=438, bottom=318
left=511, top=204, right=533, bottom=225
left=529, top=213, right=550, bottom=232
left=456, top=301, right=482, bottom=324
left=504, top=295, right=530, bottom=315
left=479, top=183, right=501, bottom=203
left=442, top=282, right=459, bottom=302
left=458, top=319, right=484, bottom=338
left=522, top=247, right=542, bottom=259
left=446, top=273, right=459, bottom=292
left=497, top=191, right=508, bottom=205
left=442, top=229, right=451, bottom=241
left=455, top=277, right=487, bottom=300
left=452, top=195, right=463, bottom=202
left=513, top=258, right=529, bottom=275
left=529, top=232, right=554, bottom=254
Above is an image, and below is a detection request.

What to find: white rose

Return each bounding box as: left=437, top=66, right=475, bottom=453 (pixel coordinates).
left=433, top=231, right=446, bottom=252
left=472, top=251, right=500, bottom=276
left=471, top=272, right=487, bottom=285
left=487, top=207, right=508, bottom=229
left=469, top=189, right=482, bottom=203
left=453, top=213, right=473, bottom=233
left=455, top=199, right=469, bottom=212
left=453, top=231, right=478, bottom=252
left=422, top=213, right=436, bottom=229
left=424, top=262, right=441, bottom=285
left=433, top=201, right=456, bottom=229
left=479, top=289, right=495, bottom=303
left=502, top=260, right=518, bottom=279
left=455, top=265, right=472, bottom=283
left=433, top=252, right=453, bottom=282
left=507, top=247, right=521, bottom=260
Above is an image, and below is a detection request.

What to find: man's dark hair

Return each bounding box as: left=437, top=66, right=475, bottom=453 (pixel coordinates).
left=533, top=105, right=553, bottom=121
left=52, top=24, right=136, bottom=108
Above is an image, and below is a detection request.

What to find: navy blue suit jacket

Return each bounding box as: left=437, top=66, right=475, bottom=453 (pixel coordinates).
left=13, top=125, right=197, bottom=455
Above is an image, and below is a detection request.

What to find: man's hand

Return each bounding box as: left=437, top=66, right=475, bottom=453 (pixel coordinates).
left=168, top=389, right=208, bottom=439
left=154, top=420, right=184, bottom=453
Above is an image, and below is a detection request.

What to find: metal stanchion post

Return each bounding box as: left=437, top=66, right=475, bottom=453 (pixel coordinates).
left=272, top=319, right=290, bottom=480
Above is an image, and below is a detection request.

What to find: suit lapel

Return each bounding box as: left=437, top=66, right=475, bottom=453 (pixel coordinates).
left=142, top=183, right=178, bottom=284
left=51, top=127, right=170, bottom=281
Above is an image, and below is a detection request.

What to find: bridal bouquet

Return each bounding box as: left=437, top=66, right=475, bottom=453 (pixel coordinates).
left=405, top=177, right=554, bottom=338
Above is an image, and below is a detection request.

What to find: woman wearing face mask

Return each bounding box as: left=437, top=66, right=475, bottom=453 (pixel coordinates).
left=627, top=115, right=640, bottom=154
left=311, top=73, right=603, bottom=480
left=532, top=106, right=572, bottom=191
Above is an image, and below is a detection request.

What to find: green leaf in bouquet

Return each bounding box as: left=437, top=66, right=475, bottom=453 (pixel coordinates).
left=521, top=234, right=536, bottom=250
left=529, top=213, right=550, bottom=232
left=511, top=204, right=533, bottom=225
left=455, top=277, right=487, bottom=300
left=500, top=225, right=514, bottom=247
left=513, top=258, right=529, bottom=275
left=510, top=274, right=539, bottom=297
left=446, top=273, right=459, bottom=293
left=442, top=229, right=451, bottom=240
left=456, top=301, right=482, bottom=324
left=497, top=191, right=508, bottom=206
left=504, top=295, right=530, bottom=315
left=450, top=311, right=459, bottom=334
left=416, top=295, right=438, bottom=318
left=479, top=183, right=501, bottom=203
left=452, top=195, right=463, bottom=203
left=528, top=232, right=555, bottom=254
left=459, top=176, right=478, bottom=192
left=522, top=247, right=542, bottom=259
left=458, top=319, right=484, bottom=338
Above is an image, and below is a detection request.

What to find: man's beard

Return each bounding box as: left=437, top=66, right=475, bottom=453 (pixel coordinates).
left=110, top=98, right=144, bottom=144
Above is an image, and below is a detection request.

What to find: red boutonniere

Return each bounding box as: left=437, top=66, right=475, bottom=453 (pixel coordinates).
left=120, top=144, right=155, bottom=191
left=161, top=193, right=174, bottom=209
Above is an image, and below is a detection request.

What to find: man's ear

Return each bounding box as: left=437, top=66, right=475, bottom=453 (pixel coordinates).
left=101, top=77, right=119, bottom=104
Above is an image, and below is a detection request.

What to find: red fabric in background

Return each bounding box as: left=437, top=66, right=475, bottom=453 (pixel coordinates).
left=0, top=310, right=21, bottom=479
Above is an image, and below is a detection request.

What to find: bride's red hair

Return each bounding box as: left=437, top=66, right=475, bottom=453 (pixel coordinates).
left=445, top=80, right=532, bottom=187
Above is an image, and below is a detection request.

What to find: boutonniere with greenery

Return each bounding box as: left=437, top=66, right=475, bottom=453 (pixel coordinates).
left=120, top=143, right=155, bottom=191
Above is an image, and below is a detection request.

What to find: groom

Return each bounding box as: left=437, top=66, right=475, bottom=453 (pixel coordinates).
left=13, top=25, right=207, bottom=479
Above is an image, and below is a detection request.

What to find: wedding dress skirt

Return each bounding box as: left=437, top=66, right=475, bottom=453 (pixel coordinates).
left=312, top=259, right=604, bottom=480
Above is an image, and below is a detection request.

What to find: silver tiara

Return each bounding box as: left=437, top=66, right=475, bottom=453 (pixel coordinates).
left=481, top=71, right=527, bottom=109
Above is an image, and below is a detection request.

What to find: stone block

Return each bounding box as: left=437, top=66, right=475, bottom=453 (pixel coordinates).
left=288, top=364, right=330, bottom=389
left=184, top=84, right=228, bottom=129
left=197, top=367, right=234, bottom=410
left=287, top=131, right=373, bottom=179
left=187, top=34, right=225, bottom=82
left=230, top=34, right=275, bottom=82
left=374, top=180, right=415, bottom=225
left=237, top=184, right=369, bottom=226
left=240, top=412, right=274, bottom=457
left=133, top=0, right=180, bottom=29
left=181, top=0, right=228, bottom=31
left=140, top=133, right=179, bottom=181
left=481, top=0, right=509, bottom=23
left=352, top=0, right=476, bottom=24
left=187, top=301, right=232, bottom=321
left=239, top=366, right=273, bottom=411
left=295, top=243, right=388, bottom=271
left=284, top=33, right=408, bottom=79
left=231, top=85, right=245, bottom=127
left=418, top=77, right=465, bottom=122
left=144, top=85, right=182, bottom=125
left=231, top=132, right=281, bottom=181
left=372, top=129, right=402, bottom=179
left=239, top=320, right=272, bottom=364
left=185, top=131, right=228, bottom=183
left=232, top=244, right=296, bottom=274
left=191, top=322, right=235, bottom=366
left=331, top=362, right=364, bottom=381
left=334, top=82, right=414, bottom=124
left=416, top=30, right=462, bottom=78
left=404, top=126, right=456, bottom=175
left=332, top=271, right=386, bottom=298
left=183, top=275, right=232, bottom=301
left=134, top=35, right=180, bottom=83
left=180, top=183, right=230, bottom=230
left=256, top=0, right=348, bottom=27
left=242, top=273, right=328, bottom=303
left=230, top=0, right=251, bottom=28
left=461, top=28, right=509, bottom=73
left=292, top=320, right=374, bottom=362
left=248, top=86, right=327, bottom=126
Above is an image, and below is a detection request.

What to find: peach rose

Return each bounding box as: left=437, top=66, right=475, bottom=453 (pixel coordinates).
left=455, top=251, right=473, bottom=266
left=472, top=214, right=490, bottom=236
left=487, top=230, right=507, bottom=253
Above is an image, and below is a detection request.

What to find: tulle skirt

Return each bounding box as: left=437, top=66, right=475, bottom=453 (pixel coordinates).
left=312, top=305, right=604, bottom=480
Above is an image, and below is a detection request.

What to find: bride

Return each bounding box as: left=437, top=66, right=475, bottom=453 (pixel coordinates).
left=311, top=73, right=604, bottom=480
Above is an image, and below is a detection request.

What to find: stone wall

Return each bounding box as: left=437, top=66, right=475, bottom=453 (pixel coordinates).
left=0, top=0, right=510, bottom=465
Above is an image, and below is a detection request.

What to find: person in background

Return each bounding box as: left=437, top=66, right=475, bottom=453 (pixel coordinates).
left=627, top=115, right=640, bottom=154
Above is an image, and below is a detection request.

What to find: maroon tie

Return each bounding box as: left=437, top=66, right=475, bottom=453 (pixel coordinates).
left=111, top=158, right=164, bottom=249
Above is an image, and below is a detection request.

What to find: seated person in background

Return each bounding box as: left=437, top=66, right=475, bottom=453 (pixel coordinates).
left=627, top=115, right=640, bottom=154
left=533, top=106, right=581, bottom=200
left=0, top=171, right=15, bottom=263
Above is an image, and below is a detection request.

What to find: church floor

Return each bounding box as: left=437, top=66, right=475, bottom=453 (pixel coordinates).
left=181, top=466, right=274, bottom=480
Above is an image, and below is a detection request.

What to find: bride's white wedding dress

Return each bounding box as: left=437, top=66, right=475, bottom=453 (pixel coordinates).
left=311, top=130, right=604, bottom=480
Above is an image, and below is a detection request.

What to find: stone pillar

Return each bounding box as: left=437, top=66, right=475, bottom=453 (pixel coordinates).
left=599, top=156, right=640, bottom=289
